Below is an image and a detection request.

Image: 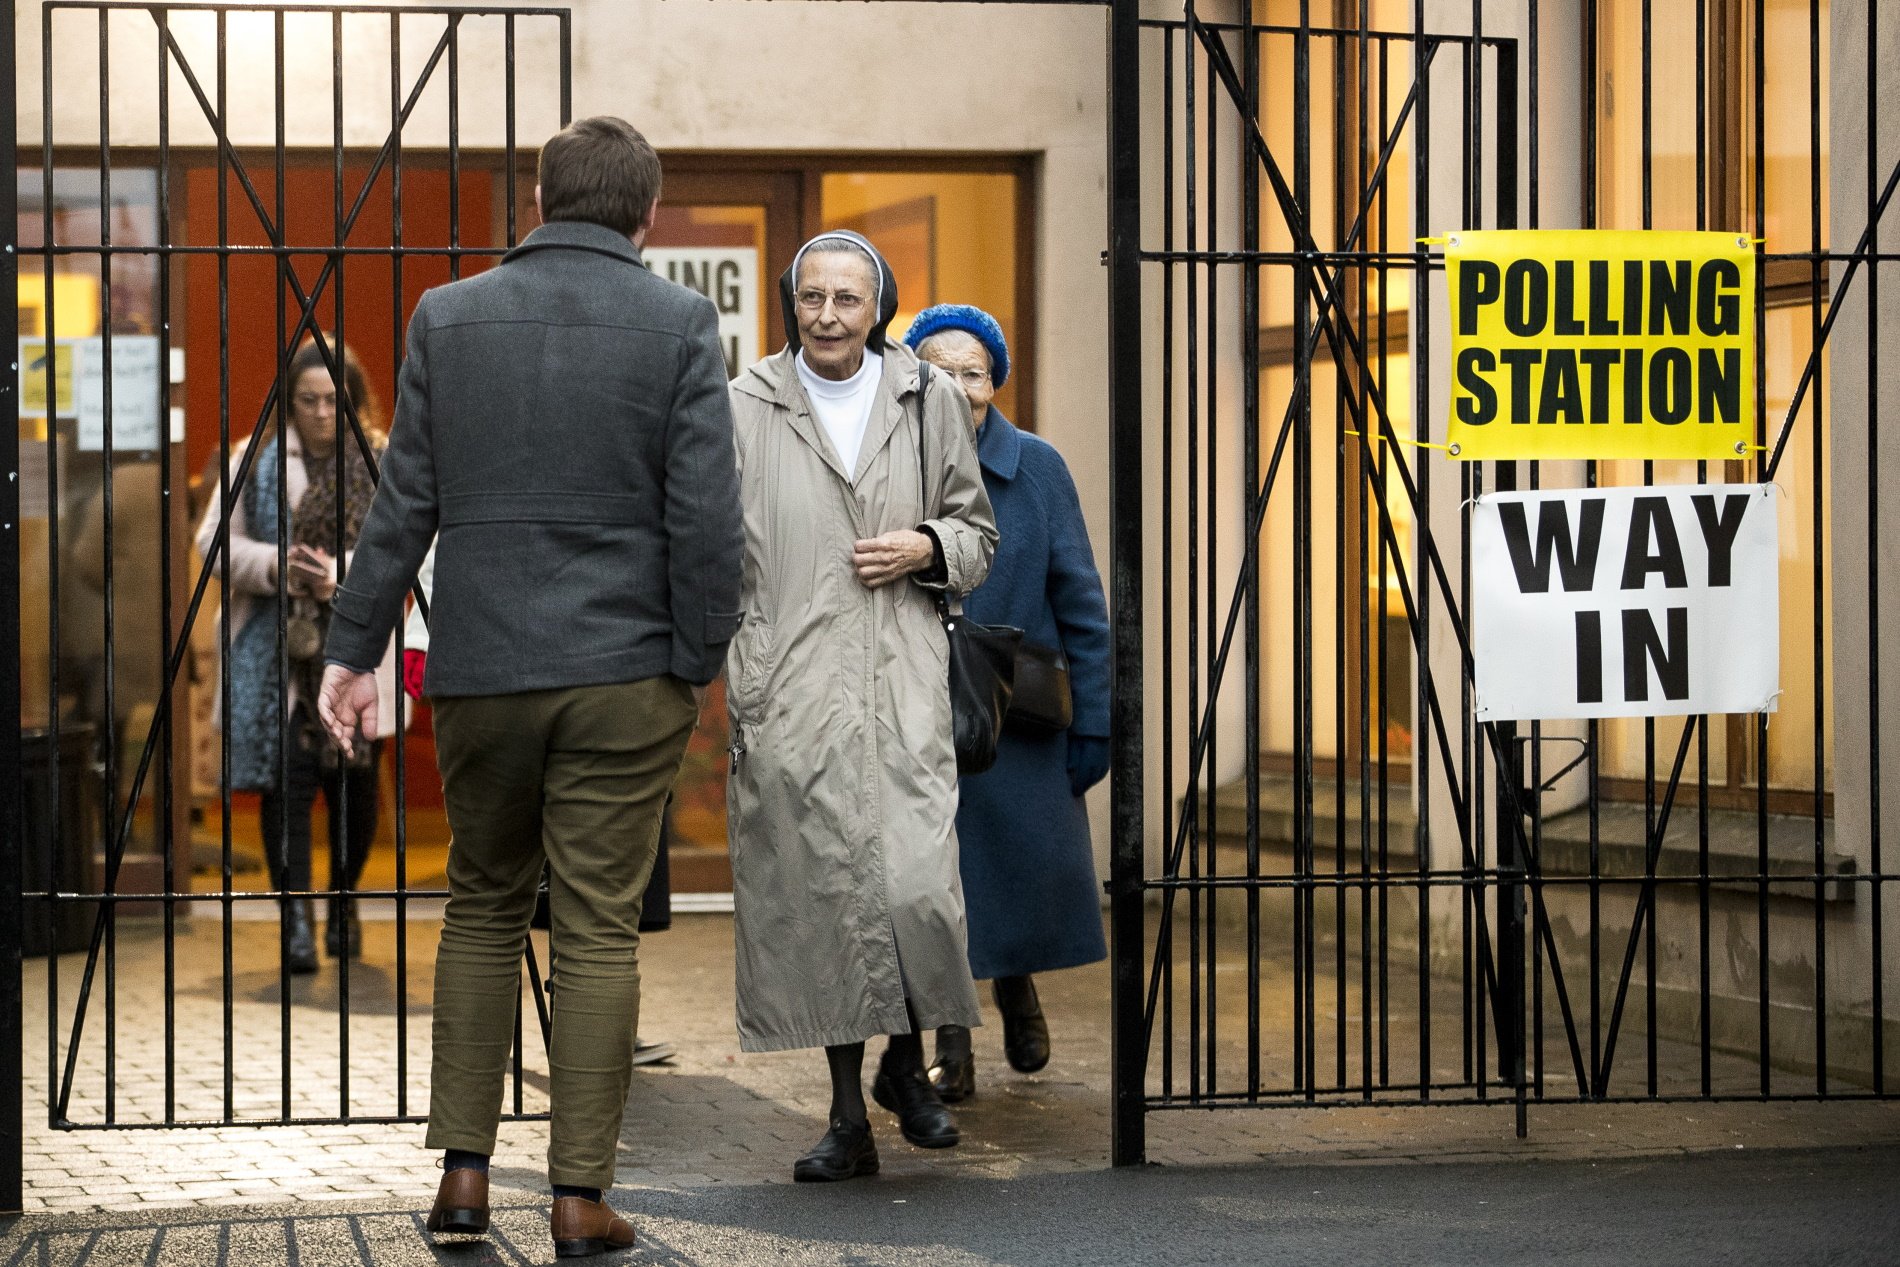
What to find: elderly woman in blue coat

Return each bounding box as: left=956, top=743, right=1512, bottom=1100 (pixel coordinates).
left=904, top=305, right=1112, bottom=1098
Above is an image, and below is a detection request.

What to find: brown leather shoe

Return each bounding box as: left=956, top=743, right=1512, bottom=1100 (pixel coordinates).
left=551, top=1196, right=635, bottom=1258
left=424, top=1167, right=489, bottom=1236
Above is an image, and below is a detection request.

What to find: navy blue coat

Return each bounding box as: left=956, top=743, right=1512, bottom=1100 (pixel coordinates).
left=956, top=410, right=1110, bottom=980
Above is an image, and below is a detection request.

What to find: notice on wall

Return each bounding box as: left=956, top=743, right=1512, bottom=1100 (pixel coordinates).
left=1472, top=484, right=1779, bottom=721
left=20, top=339, right=77, bottom=418
left=1446, top=230, right=1756, bottom=462
left=644, top=247, right=759, bottom=380
left=75, top=335, right=165, bottom=451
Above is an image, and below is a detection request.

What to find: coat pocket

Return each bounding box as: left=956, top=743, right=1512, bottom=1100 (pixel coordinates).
left=728, top=617, right=775, bottom=718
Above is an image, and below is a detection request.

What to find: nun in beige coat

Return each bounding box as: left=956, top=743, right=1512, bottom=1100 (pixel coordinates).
left=726, top=231, right=996, bottom=1182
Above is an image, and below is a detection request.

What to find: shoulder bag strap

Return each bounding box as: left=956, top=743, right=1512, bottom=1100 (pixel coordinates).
left=913, top=360, right=952, bottom=623
left=914, top=358, right=933, bottom=516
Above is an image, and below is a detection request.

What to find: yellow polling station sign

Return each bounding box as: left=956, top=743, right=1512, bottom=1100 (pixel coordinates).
left=1446, top=229, right=1756, bottom=462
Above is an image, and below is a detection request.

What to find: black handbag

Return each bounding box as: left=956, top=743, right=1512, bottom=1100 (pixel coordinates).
left=1004, top=641, right=1073, bottom=737
left=914, top=361, right=1021, bottom=775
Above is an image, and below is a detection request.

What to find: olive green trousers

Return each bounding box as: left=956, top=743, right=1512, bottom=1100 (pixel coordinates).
left=423, top=676, right=696, bottom=1188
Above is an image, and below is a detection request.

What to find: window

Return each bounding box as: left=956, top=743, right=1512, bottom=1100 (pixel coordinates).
left=1594, top=0, right=1832, bottom=810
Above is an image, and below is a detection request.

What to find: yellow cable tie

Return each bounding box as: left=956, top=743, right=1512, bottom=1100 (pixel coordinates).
left=1416, top=235, right=1450, bottom=246
left=1732, top=440, right=1770, bottom=455
left=1345, top=428, right=1462, bottom=457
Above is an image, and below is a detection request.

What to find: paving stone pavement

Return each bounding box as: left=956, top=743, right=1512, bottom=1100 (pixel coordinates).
left=9, top=911, right=1900, bottom=1263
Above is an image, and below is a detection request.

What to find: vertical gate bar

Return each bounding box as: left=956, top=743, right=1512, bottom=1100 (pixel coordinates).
left=558, top=8, right=572, bottom=126
left=1806, top=0, right=1827, bottom=1096
left=217, top=4, right=236, bottom=1125
left=1753, top=0, right=1770, bottom=1100
left=1869, top=0, right=1886, bottom=1097
left=274, top=6, right=292, bottom=1120
left=507, top=11, right=530, bottom=1056
left=513, top=980, right=525, bottom=1117
left=1292, top=6, right=1315, bottom=1104
left=333, top=6, right=353, bottom=1118
left=1411, top=5, right=1432, bottom=1103
left=1204, top=9, right=1220, bottom=1104
left=1527, top=0, right=1545, bottom=1104
left=1356, top=0, right=1374, bottom=1102
left=1581, top=0, right=1602, bottom=1097
left=1160, top=21, right=1175, bottom=1105
left=1460, top=20, right=1480, bottom=1098
left=40, top=0, right=61, bottom=1138
left=1242, top=8, right=1262, bottom=1104
left=97, top=4, right=119, bottom=1127
left=156, top=4, right=178, bottom=1124
left=1492, top=35, right=1527, bottom=1139
left=1184, top=3, right=1202, bottom=1107
left=1107, top=0, right=1146, bottom=1168
left=1375, top=32, right=1390, bottom=1090
left=1696, top=0, right=1713, bottom=1102
left=0, top=0, right=21, bottom=1215
left=1285, top=19, right=1306, bottom=1099
left=1326, top=10, right=1350, bottom=1098
left=389, top=7, right=410, bottom=1120
left=449, top=15, right=461, bottom=284
left=1325, top=13, right=1345, bottom=1097
left=506, top=15, right=518, bottom=247
left=1640, top=0, right=1660, bottom=1101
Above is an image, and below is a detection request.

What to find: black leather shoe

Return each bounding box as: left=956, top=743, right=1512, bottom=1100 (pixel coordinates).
left=285, top=901, right=319, bottom=975
left=792, top=1118, right=879, bottom=1182
left=872, top=1051, right=960, bottom=1148
left=928, top=1026, right=976, bottom=1103
left=325, top=897, right=361, bottom=959
left=994, top=978, right=1050, bottom=1073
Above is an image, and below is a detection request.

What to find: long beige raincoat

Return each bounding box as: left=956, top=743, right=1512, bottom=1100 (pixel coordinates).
left=726, top=342, right=997, bottom=1052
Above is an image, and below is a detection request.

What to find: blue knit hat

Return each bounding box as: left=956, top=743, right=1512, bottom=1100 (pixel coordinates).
left=903, top=304, right=1011, bottom=388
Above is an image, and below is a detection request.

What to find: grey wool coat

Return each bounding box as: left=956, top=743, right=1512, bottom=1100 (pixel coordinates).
left=326, top=220, right=744, bottom=693
left=725, top=342, right=997, bottom=1052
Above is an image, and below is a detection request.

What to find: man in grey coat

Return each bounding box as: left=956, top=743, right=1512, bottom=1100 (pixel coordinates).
left=317, top=117, right=742, bottom=1258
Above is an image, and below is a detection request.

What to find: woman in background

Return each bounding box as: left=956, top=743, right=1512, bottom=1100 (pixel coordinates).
left=196, top=336, right=400, bottom=972
left=905, top=304, right=1112, bottom=1099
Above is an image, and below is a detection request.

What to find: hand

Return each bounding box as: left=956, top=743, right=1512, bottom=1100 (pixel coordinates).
left=316, top=662, right=379, bottom=759
left=852, top=530, right=935, bottom=589
left=1067, top=734, right=1112, bottom=798
left=289, top=545, right=337, bottom=602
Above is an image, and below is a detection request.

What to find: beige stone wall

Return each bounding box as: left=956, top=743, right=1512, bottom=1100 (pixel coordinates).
left=1825, top=0, right=1900, bottom=1059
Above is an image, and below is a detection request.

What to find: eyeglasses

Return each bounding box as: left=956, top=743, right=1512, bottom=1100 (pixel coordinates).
left=794, top=288, right=869, bottom=316
left=948, top=368, right=993, bottom=389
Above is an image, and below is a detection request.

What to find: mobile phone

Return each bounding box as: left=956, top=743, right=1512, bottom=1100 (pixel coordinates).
left=288, top=547, right=329, bottom=576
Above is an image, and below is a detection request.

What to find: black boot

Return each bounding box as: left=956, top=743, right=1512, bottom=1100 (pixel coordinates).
left=284, top=901, right=319, bottom=975
left=994, top=976, right=1050, bottom=1073
left=928, top=1025, right=976, bottom=1103
left=871, top=1047, right=959, bottom=1148
left=325, top=897, right=361, bottom=959
left=792, top=1118, right=879, bottom=1182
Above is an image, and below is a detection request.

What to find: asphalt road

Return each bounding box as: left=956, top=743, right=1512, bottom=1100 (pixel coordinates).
left=5, top=1143, right=1898, bottom=1266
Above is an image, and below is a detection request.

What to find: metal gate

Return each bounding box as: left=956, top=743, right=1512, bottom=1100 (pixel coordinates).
left=1105, top=1, right=1900, bottom=1164
left=3, top=1, right=571, bottom=1205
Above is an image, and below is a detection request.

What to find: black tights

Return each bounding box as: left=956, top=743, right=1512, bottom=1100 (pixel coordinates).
left=823, top=999, right=927, bottom=1127
left=258, top=708, right=383, bottom=896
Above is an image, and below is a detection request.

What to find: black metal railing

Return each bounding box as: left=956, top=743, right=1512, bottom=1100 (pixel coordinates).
left=5, top=5, right=572, bottom=1209
left=1106, top=0, right=1898, bottom=1164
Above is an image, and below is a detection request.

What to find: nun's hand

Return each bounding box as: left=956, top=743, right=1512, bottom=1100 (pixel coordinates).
left=853, top=530, right=934, bottom=589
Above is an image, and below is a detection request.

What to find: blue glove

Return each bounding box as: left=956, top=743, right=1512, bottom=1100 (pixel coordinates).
left=1067, top=734, right=1111, bottom=798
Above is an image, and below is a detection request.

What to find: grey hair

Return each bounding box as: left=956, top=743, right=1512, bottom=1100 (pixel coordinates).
left=913, top=329, right=990, bottom=368
left=793, top=234, right=882, bottom=311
